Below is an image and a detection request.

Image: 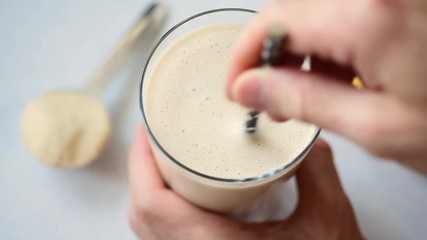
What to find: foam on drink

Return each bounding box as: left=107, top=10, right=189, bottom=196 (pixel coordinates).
left=145, top=24, right=318, bottom=179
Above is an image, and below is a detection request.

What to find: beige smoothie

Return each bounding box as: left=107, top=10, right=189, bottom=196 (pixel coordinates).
left=142, top=23, right=318, bottom=212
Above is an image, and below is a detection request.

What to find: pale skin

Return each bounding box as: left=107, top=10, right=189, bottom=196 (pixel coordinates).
left=226, top=0, right=427, bottom=174
left=128, top=125, right=364, bottom=240
left=129, top=0, right=427, bottom=238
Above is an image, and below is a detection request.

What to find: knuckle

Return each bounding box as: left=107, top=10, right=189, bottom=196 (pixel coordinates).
left=132, top=195, right=158, bottom=224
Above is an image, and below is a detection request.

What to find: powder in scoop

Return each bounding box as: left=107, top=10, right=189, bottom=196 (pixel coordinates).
left=20, top=92, right=111, bottom=168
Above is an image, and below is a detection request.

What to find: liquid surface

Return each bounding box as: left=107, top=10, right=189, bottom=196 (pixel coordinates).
left=145, top=24, right=318, bottom=179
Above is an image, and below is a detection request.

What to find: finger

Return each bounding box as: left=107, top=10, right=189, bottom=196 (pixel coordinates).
left=295, top=139, right=345, bottom=209
left=226, top=0, right=355, bottom=100
left=128, top=124, right=164, bottom=195
left=128, top=125, right=217, bottom=227
left=231, top=68, right=389, bottom=144
left=292, top=140, right=362, bottom=237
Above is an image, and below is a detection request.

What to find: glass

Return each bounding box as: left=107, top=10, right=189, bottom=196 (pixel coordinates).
left=139, top=8, right=320, bottom=213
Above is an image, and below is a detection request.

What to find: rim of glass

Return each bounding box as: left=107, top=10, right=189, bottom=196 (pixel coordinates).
left=139, top=8, right=321, bottom=183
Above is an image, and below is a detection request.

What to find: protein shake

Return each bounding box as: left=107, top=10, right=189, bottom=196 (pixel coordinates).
left=140, top=9, right=319, bottom=212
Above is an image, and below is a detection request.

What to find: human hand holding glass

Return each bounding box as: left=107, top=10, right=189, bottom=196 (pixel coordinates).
left=128, top=125, right=364, bottom=240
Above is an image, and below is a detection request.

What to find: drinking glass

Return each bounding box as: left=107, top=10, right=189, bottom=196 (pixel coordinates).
left=139, top=8, right=320, bottom=213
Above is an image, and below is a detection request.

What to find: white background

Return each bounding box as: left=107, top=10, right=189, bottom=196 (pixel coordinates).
left=1, top=0, right=426, bottom=239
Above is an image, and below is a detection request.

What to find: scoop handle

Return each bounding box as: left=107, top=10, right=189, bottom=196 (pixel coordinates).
left=83, top=2, right=167, bottom=99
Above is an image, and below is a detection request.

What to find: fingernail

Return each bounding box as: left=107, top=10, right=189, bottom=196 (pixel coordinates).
left=270, top=114, right=288, bottom=122
left=232, top=76, right=265, bottom=110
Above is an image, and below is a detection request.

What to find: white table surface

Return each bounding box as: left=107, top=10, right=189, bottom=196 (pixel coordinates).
left=1, top=0, right=426, bottom=239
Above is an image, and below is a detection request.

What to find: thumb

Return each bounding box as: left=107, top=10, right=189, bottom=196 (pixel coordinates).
left=225, top=0, right=357, bottom=100
left=294, top=139, right=346, bottom=212
left=231, top=68, right=388, bottom=144
left=288, top=139, right=361, bottom=237
left=128, top=124, right=165, bottom=196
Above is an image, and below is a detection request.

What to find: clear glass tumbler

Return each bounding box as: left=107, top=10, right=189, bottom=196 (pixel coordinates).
left=139, top=8, right=320, bottom=213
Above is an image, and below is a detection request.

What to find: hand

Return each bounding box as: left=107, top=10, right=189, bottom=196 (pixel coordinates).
left=128, top=125, right=364, bottom=240
left=226, top=0, right=427, bottom=173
